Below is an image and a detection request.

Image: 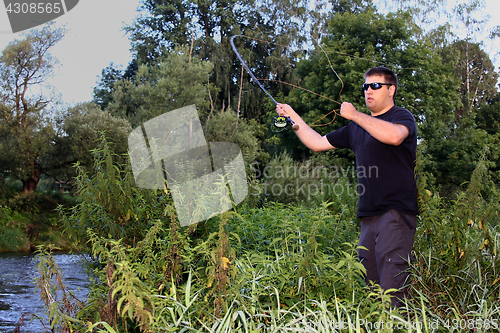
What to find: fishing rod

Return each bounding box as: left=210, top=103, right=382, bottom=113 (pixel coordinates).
left=230, top=35, right=299, bottom=131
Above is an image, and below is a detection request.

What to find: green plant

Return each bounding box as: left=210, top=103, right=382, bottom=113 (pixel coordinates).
left=61, top=135, right=175, bottom=247
left=410, top=147, right=500, bottom=323
left=0, top=226, right=29, bottom=251
left=31, top=245, right=85, bottom=332
left=256, top=151, right=352, bottom=206
left=42, top=137, right=500, bottom=332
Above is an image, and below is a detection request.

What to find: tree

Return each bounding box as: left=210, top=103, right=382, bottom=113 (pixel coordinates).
left=374, top=0, right=447, bottom=36
left=440, top=40, right=498, bottom=123
left=331, top=0, right=375, bottom=15
left=123, top=0, right=322, bottom=120
left=106, top=46, right=214, bottom=128
left=476, top=95, right=500, bottom=137
left=48, top=102, right=132, bottom=182
left=126, top=0, right=195, bottom=63
left=419, top=0, right=500, bottom=193
left=203, top=108, right=269, bottom=167
left=0, top=25, right=64, bottom=193
left=93, top=59, right=139, bottom=111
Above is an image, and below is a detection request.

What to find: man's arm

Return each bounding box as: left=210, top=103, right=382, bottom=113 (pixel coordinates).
left=340, top=102, right=409, bottom=146
left=276, top=103, right=335, bottom=152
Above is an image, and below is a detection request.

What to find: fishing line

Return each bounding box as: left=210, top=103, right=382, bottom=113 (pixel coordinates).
left=230, top=35, right=347, bottom=130
left=315, top=39, right=344, bottom=103
left=230, top=35, right=278, bottom=105
left=258, top=78, right=341, bottom=127
left=232, top=34, right=436, bottom=132
left=231, top=35, right=299, bottom=131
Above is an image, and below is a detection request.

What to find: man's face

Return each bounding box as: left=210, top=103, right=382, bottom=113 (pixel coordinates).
left=364, top=75, right=395, bottom=115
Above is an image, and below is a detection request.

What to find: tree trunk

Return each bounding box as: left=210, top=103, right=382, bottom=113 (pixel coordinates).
left=22, top=168, right=42, bottom=193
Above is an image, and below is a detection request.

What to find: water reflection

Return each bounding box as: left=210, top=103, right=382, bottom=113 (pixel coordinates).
left=0, top=252, right=89, bottom=333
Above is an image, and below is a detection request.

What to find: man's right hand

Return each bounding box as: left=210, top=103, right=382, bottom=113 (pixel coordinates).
left=275, top=103, right=335, bottom=152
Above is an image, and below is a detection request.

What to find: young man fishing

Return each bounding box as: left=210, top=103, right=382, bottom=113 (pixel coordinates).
left=276, top=66, right=418, bottom=307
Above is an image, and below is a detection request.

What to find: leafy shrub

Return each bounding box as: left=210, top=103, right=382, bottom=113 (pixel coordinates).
left=60, top=137, right=176, bottom=247
left=253, top=151, right=358, bottom=206
left=0, top=226, right=29, bottom=251
left=204, top=108, right=269, bottom=168
left=409, top=149, right=500, bottom=322
left=34, top=138, right=500, bottom=332
left=0, top=206, right=27, bottom=227
left=7, top=191, right=43, bottom=213
left=0, top=177, right=22, bottom=201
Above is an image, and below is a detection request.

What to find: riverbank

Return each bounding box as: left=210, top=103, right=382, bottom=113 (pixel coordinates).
left=0, top=191, right=76, bottom=253
left=0, top=223, right=73, bottom=252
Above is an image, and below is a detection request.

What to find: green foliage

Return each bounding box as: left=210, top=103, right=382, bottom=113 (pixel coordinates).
left=412, top=149, right=500, bottom=321
left=440, top=40, right=498, bottom=120
left=61, top=136, right=175, bottom=246
left=204, top=108, right=269, bottom=168
left=33, top=245, right=85, bottom=332
left=0, top=196, right=70, bottom=252
left=0, top=226, right=29, bottom=251
left=93, top=60, right=138, bottom=111
left=24, top=140, right=496, bottom=332
left=419, top=128, right=500, bottom=197
left=125, top=0, right=320, bottom=120
left=0, top=205, right=22, bottom=227
left=229, top=202, right=364, bottom=306
left=0, top=25, right=64, bottom=192
left=0, top=177, right=22, bottom=199
left=251, top=151, right=360, bottom=207
left=74, top=201, right=372, bottom=332
left=52, top=102, right=132, bottom=179
left=106, top=46, right=214, bottom=128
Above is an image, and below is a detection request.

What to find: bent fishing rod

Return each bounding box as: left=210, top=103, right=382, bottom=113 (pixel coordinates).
left=230, top=35, right=299, bottom=131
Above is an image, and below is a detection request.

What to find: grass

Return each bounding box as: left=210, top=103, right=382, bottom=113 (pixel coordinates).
left=18, top=143, right=500, bottom=332
left=29, top=197, right=500, bottom=332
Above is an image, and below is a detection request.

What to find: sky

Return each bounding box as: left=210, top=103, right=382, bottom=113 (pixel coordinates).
left=0, top=0, right=499, bottom=107
left=0, top=0, right=142, bottom=106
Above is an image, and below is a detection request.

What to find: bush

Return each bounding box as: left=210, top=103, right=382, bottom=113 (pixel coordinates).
left=32, top=138, right=500, bottom=332
left=409, top=151, right=500, bottom=321
left=0, top=226, right=30, bottom=251
left=253, top=151, right=359, bottom=207
left=7, top=191, right=44, bottom=213
left=0, top=177, right=22, bottom=202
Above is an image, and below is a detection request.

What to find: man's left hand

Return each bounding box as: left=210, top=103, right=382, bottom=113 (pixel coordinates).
left=340, top=102, right=358, bottom=120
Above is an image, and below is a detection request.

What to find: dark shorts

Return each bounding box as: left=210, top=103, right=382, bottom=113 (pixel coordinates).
left=357, top=209, right=416, bottom=306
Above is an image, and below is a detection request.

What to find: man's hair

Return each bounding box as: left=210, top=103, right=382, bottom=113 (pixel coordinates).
left=364, top=67, right=398, bottom=99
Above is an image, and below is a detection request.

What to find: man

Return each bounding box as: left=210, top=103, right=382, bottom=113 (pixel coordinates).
left=276, top=66, right=418, bottom=307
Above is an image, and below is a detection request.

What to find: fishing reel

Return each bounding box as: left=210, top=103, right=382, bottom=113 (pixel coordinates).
left=273, top=116, right=299, bottom=131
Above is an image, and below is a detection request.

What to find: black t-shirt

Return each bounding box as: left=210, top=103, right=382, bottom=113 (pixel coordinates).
left=326, top=106, right=418, bottom=217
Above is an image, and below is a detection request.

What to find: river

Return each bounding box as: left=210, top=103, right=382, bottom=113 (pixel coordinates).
left=0, top=252, right=89, bottom=333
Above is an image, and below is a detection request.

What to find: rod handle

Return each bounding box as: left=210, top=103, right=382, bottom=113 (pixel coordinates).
left=287, top=117, right=299, bottom=131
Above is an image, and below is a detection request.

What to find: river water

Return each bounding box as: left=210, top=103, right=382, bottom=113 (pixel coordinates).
left=0, top=252, right=89, bottom=333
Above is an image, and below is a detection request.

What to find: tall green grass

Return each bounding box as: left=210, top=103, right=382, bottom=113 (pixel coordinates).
left=26, top=141, right=500, bottom=332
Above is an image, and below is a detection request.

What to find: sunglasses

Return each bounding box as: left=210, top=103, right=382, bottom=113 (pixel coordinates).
left=362, top=82, right=393, bottom=91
